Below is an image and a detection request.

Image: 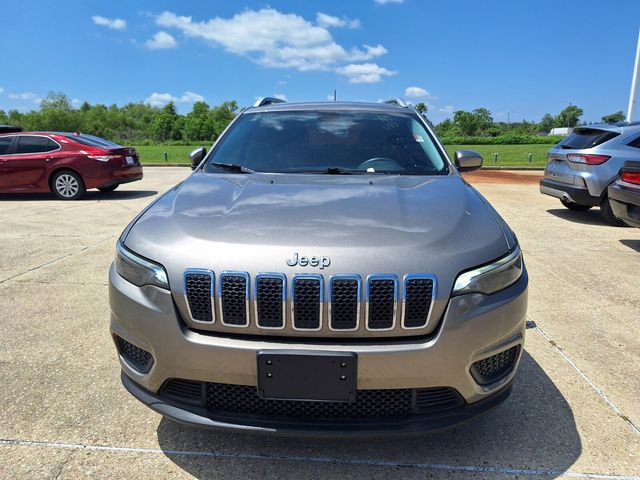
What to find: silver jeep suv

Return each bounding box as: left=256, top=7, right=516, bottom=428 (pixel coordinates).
left=109, top=99, right=528, bottom=436
left=540, top=122, right=640, bottom=225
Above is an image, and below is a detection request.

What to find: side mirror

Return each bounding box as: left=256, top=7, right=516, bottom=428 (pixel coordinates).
left=190, top=146, right=207, bottom=170
left=454, top=150, right=483, bottom=172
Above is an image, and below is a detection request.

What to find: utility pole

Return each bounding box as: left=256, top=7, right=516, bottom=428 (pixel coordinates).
left=628, top=29, right=640, bottom=122
left=334, top=90, right=337, bottom=102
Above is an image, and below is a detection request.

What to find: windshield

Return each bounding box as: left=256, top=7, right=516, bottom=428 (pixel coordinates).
left=204, top=111, right=449, bottom=175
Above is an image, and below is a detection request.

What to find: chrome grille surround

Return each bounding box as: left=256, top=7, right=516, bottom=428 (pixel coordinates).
left=218, top=271, right=250, bottom=328
left=401, top=273, right=437, bottom=330
left=328, top=274, right=361, bottom=331
left=254, top=273, right=286, bottom=330
left=291, top=274, right=324, bottom=331
left=365, top=274, right=399, bottom=331
left=183, top=269, right=215, bottom=324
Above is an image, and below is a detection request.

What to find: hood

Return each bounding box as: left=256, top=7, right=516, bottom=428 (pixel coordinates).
left=125, top=172, right=512, bottom=302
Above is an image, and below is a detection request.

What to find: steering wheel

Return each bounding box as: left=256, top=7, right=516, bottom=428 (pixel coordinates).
left=358, top=157, right=404, bottom=172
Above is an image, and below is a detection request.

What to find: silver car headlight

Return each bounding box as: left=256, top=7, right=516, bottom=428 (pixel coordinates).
left=115, top=241, right=169, bottom=289
left=453, top=247, right=523, bottom=296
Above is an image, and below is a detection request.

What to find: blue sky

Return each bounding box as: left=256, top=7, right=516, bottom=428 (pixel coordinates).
left=1, top=0, right=639, bottom=123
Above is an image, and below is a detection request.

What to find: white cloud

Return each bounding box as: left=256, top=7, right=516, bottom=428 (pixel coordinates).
left=155, top=9, right=387, bottom=73
left=92, top=15, right=126, bottom=30
left=404, top=86, right=429, bottom=98
left=145, top=31, right=177, bottom=49
left=327, top=94, right=335, bottom=101
left=8, top=92, right=42, bottom=103
left=439, top=105, right=454, bottom=113
left=71, top=98, right=82, bottom=107
left=277, top=80, right=287, bottom=86
left=145, top=91, right=204, bottom=107
left=316, top=12, right=360, bottom=29
left=273, top=93, right=287, bottom=101
left=0, top=87, right=4, bottom=93
left=337, top=63, right=397, bottom=83
left=374, top=0, right=404, bottom=4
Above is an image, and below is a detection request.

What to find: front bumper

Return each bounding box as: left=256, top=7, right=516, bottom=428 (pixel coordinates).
left=109, top=264, right=528, bottom=434
left=539, top=178, right=601, bottom=206
left=608, top=183, right=640, bottom=228
left=121, top=370, right=513, bottom=436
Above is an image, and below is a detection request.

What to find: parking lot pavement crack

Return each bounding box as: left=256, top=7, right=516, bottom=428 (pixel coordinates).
left=50, top=449, right=75, bottom=480
left=0, top=235, right=115, bottom=285
left=529, top=316, right=640, bottom=437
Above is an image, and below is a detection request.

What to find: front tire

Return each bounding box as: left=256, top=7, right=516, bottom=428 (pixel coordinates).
left=560, top=198, right=592, bottom=211
left=600, top=196, right=626, bottom=226
left=98, top=184, right=119, bottom=193
left=51, top=170, right=85, bottom=200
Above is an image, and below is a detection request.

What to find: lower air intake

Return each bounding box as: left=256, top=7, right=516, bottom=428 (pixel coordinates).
left=115, top=336, right=153, bottom=373
left=470, top=346, right=519, bottom=385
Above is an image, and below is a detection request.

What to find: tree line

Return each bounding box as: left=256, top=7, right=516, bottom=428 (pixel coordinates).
left=429, top=104, right=626, bottom=138
left=0, top=92, right=628, bottom=144
left=0, top=92, right=238, bottom=144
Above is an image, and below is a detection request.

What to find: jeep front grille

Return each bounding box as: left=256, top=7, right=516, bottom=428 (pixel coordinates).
left=180, top=271, right=437, bottom=337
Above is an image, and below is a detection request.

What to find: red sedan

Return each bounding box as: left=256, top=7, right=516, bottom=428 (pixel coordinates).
left=0, top=132, right=143, bottom=199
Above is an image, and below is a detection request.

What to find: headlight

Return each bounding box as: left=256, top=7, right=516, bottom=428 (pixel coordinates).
left=115, top=241, right=169, bottom=289
left=453, top=247, right=523, bottom=296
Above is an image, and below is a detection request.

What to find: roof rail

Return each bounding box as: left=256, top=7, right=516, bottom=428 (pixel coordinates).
left=252, top=97, right=286, bottom=108
left=384, top=98, right=408, bottom=108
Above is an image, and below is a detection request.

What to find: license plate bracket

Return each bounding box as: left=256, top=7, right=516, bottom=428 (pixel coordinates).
left=257, top=350, right=357, bottom=402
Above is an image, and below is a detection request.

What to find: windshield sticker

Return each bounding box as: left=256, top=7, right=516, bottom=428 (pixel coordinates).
left=413, top=133, right=424, bottom=142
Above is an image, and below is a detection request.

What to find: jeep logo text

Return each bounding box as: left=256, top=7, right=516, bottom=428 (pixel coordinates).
left=286, top=252, right=331, bottom=269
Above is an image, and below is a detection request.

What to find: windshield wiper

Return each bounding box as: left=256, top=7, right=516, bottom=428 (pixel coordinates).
left=210, top=162, right=255, bottom=173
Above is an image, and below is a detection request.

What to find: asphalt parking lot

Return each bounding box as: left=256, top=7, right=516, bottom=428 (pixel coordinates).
left=1, top=167, right=639, bottom=479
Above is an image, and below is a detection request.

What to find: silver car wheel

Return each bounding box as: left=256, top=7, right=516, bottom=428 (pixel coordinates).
left=55, top=174, right=79, bottom=198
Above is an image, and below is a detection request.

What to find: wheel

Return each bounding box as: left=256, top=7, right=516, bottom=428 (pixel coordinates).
left=51, top=170, right=85, bottom=200
left=98, top=184, right=119, bottom=193
left=599, top=196, right=626, bottom=226
left=560, top=198, right=592, bottom=211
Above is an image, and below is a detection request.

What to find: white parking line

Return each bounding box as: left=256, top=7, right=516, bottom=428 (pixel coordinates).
left=532, top=319, right=640, bottom=437
left=1, top=437, right=639, bottom=479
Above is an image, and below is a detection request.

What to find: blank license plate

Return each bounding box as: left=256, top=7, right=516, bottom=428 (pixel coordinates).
left=125, top=156, right=136, bottom=165
left=257, top=350, right=357, bottom=402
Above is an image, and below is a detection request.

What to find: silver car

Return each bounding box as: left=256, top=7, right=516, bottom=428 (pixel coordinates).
left=540, top=122, right=640, bottom=225
left=109, top=99, right=528, bottom=436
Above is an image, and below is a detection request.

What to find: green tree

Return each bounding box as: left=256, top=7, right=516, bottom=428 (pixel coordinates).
left=539, top=113, right=555, bottom=133
left=601, top=111, right=625, bottom=124
left=555, top=105, right=583, bottom=128
left=40, top=92, right=73, bottom=112
left=150, top=102, right=179, bottom=141
left=415, top=102, right=428, bottom=114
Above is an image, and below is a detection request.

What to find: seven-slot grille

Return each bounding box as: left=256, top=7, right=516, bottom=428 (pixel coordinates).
left=182, top=271, right=436, bottom=334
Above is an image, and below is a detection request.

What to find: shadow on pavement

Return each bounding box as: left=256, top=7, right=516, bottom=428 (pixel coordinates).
left=156, top=352, right=581, bottom=479
left=620, top=239, right=640, bottom=252
left=0, top=190, right=157, bottom=201
left=546, top=208, right=608, bottom=226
